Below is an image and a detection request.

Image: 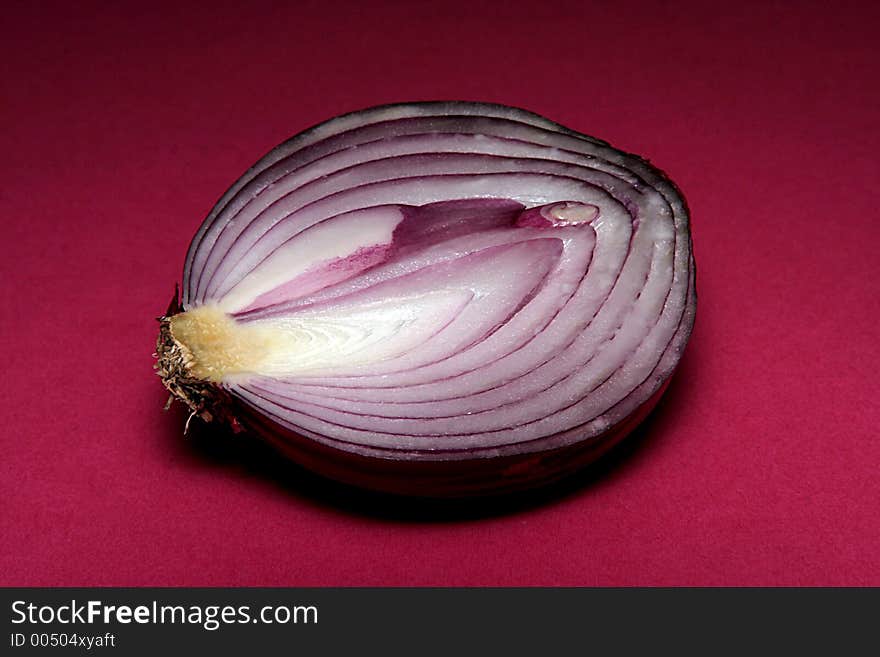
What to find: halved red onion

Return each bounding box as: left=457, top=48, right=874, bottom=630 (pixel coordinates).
left=156, top=102, right=696, bottom=496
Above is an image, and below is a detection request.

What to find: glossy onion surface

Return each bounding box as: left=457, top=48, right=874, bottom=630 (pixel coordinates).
left=166, top=102, right=696, bottom=496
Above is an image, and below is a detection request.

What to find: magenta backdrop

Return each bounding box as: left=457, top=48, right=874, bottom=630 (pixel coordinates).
left=2, top=1, right=878, bottom=586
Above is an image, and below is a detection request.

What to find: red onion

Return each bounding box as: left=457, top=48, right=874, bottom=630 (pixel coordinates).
left=155, top=102, right=696, bottom=496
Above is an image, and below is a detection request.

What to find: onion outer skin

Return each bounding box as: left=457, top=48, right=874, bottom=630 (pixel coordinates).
left=159, top=101, right=696, bottom=497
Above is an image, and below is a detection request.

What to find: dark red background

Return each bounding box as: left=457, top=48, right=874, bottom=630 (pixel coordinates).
left=2, top=0, right=878, bottom=586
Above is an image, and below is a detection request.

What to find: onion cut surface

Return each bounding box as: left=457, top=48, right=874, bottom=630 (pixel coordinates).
left=156, top=102, right=696, bottom=496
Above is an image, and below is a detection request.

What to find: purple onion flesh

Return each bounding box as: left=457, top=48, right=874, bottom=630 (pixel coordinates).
left=155, top=102, right=696, bottom=496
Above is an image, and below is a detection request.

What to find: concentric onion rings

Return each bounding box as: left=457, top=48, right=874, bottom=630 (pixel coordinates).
left=159, top=102, right=696, bottom=496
